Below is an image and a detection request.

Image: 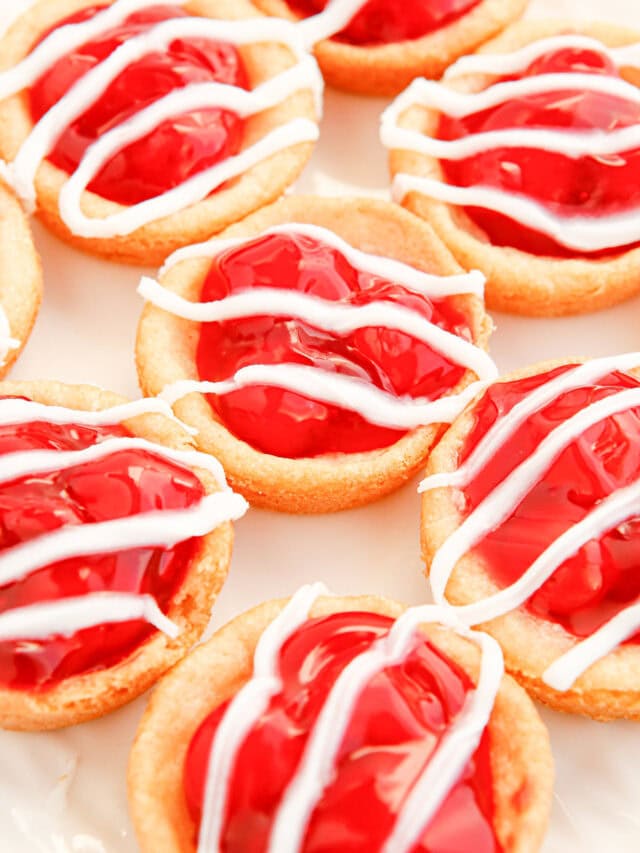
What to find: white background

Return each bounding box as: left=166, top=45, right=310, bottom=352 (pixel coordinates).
left=1, top=0, right=640, bottom=850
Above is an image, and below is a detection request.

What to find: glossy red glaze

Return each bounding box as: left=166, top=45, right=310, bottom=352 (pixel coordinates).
left=184, top=611, right=499, bottom=852
left=460, top=366, right=640, bottom=639
left=29, top=5, right=247, bottom=205
left=195, top=231, right=474, bottom=457
left=439, top=46, right=640, bottom=256
left=0, top=408, right=205, bottom=691
left=287, top=0, right=481, bottom=46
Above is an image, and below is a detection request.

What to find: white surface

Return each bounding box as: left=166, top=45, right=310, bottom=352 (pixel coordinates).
left=2, top=0, right=640, bottom=851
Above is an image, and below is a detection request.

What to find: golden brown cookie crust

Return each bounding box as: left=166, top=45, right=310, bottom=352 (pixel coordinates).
left=0, top=379, right=236, bottom=731
left=128, top=593, right=553, bottom=853
left=389, top=20, right=640, bottom=317
left=0, top=181, right=42, bottom=376
left=421, top=358, right=640, bottom=721
left=136, top=195, right=494, bottom=514
left=253, top=0, right=528, bottom=96
left=0, top=0, right=318, bottom=266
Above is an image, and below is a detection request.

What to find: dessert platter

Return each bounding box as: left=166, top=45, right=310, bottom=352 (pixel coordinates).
left=1, top=0, right=640, bottom=850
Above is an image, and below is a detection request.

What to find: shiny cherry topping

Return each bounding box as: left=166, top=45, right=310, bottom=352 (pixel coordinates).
left=195, top=231, right=475, bottom=458
left=0, top=407, right=205, bottom=691
left=287, top=0, right=481, bottom=46
left=439, top=46, right=640, bottom=256
left=184, top=611, right=499, bottom=852
left=29, top=5, right=247, bottom=205
left=460, top=367, right=640, bottom=640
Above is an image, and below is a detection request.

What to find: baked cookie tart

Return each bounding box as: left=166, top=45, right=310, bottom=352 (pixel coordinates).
left=129, top=586, right=553, bottom=852
left=421, top=353, right=640, bottom=720
left=136, top=195, right=496, bottom=514
left=0, top=379, right=247, bottom=731
left=252, top=0, right=528, bottom=96
left=0, top=180, right=42, bottom=376
left=383, top=20, right=640, bottom=316
left=0, top=0, right=322, bottom=265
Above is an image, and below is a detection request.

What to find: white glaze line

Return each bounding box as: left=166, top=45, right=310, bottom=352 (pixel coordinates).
left=268, top=603, right=503, bottom=853
left=543, top=602, right=640, bottom=691
left=382, top=121, right=640, bottom=161
left=0, top=435, right=229, bottom=490
left=419, top=353, right=640, bottom=493
left=297, top=0, right=367, bottom=47
left=138, top=278, right=497, bottom=381
left=0, top=491, right=248, bottom=589
left=197, top=582, right=328, bottom=853
left=453, top=478, right=640, bottom=627
left=160, top=222, right=486, bottom=298
left=392, top=174, right=640, bottom=253
left=0, top=592, right=180, bottom=642
left=429, top=385, right=640, bottom=604
left=59, top=118, right=319, bottom=238
left=161, top=370, right=489, bottom=431
left=444, top=34, right=640, bottom=79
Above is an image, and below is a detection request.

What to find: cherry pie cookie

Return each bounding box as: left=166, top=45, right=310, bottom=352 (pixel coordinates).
left=383, top=21, right=640, bottom=315
left=136, top=195, right=496, bottom=513
left=421, top=354, right=640, bottom=720
left=0, top=0, right=322, bottom=265
left=253, top=0, right=528, bottom=96
left=129, top=586, right=553, bottom=853
left=0, top=379, right=247, bottom=731
left=0, top=180, right=42, bottom=376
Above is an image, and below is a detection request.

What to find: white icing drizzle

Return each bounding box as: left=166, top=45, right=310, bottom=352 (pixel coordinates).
left=161, top=371, right=489, bottom=431
left=296, top=0, right=368, bottom=47
left=0, top=396, right=248, bottom=644
left=160, top=223, right=487, bottom=299
left=0, top=304, right=20, bottom=367
left=0, top=593, right=181, bottom=642
left=197, top=582, right=329, bottom=852
left=424, top=354, right=640, bottom=689
left=138, top=277, right=496, bottom=381
left=0, top=1, right=322, bottom=231
left=198, top=585, right=504, bottom=853
left=381, top=35, right=640, bottom=252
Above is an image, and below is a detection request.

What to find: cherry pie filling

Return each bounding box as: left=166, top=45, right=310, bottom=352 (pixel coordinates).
left=195, top=231, right=475, bottom=458
left=459, top=367, right=640, bottom=640
left=438, top=46, right=640, bottom=257
left=286, top=0, right=482, bottom=47
left=0, top=408, right=205, bottom=691
left=29, top=5, right=248, bottom=206
left=184, top=611, right=500, bottom=852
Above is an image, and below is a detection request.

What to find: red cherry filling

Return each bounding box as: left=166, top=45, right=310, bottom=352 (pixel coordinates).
left=460, top=367, right=640, bottom=640
left=184, top=611, right=499, bottom=852
left=195, top=231, right=475, bottom=458
left=29, top=5, right=248, bottom=206
left=286, top=0, right=481, bottom=46
left=0, top=407, right=205, bottom=691
left=439, top=46, right=640, bottom=256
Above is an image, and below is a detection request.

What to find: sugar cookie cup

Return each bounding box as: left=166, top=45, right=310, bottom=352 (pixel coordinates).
left=136, top=195, right=494, bottom=514
left=253, top=0, right=528, bottom=96
left=421, top=358, right=640, bottom=720
left=0, top=0, right=320, bottom=266
left=0, top=181, right=42, bottom=376
left=128, top=593, right=553, bottom=853
left=387, top=20, right=640, bottom=316
left=0, top=379, right=243, bottom=731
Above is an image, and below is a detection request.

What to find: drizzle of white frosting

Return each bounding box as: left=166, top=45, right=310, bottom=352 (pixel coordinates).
left=0, top=1, right=322, bottom=230
left=424, top=354, right=640, bottom=689
left=0, top=593, right=181, bottom=642
left=0, top=396, right=248, bottom=643
left=296, top=0, right=368, bottom=47
left=198, top=585, right=504, bottom=853
left=381, top=35, right=640, bottom=252
left=138, top=277, right=496, bottom=381
left=0, top=304, right=19, bottom=367
left=160, top=223, right=487, bottom=299
left=161, top=371, right=488, bottom=431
